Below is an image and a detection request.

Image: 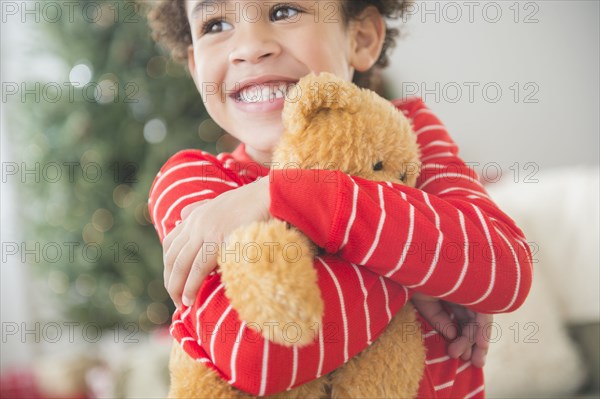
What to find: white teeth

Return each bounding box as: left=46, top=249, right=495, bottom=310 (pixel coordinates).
left=238, top=83, right=293, bottom=103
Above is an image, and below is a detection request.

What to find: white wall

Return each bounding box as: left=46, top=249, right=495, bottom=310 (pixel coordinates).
left=385, top=1, right=600, bottom=172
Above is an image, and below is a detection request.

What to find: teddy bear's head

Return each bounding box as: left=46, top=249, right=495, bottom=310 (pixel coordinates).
left=273, top=72, right=421, bottom=187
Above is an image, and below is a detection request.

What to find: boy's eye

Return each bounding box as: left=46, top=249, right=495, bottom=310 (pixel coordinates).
left=271, top=5, right=300, bottom=21
left=201, top=19, right=233, bottom=35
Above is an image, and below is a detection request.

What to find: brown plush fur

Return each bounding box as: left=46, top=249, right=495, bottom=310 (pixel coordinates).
left=169, top=343, right=330, bottom=399
left=221, top=219, right=322, bottom=347
left=330, top=305, right=425, bottom=399
left=169, top=305, right=424, bottom=399
left=168, top=72, right=425, bottom=398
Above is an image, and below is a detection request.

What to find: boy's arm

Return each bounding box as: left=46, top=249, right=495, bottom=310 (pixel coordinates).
left=267, top=98, right=533, bottom=314
left=148, top=149, right=241, bottom=243
left=149, top=150, right=267, bottom=307
left=147, top=150, right=419, bottom=393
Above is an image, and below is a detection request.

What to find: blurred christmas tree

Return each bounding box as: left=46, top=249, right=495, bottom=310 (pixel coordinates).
left=6, top=0, right=233, bottom=331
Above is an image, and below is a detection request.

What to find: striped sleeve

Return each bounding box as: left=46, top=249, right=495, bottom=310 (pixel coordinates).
left=147, top=148, right=414, bottom=395
left=268, top=98, right=533, bottom=314
left=147, top=149, right=241, bottom=242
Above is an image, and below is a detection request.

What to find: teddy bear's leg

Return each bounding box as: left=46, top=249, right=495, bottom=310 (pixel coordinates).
left=169, top=340, right=330, bottom=399
left=267, top=375, right=330, bottom=399
left=168, top=341, right=252, bottom=399
left=329, top=304, right=426, bottom=399
left=220, top=219, right=324, bottom=347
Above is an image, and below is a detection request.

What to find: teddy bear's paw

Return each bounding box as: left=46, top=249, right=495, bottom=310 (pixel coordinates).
left=220, top=219, right=324, bottom=347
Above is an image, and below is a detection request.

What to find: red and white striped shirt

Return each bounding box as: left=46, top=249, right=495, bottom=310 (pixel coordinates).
left=148, top=97, right=533, bottom=398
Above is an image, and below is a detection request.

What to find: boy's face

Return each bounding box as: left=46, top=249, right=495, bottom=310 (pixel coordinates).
left=185, top=0, right=383, bottom=163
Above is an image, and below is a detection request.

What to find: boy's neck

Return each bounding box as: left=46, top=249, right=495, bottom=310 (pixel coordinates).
left=244, top=146, right=274, bottom=167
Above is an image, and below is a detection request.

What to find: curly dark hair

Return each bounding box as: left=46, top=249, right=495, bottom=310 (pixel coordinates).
left=141, top=0, right=413, bottom=91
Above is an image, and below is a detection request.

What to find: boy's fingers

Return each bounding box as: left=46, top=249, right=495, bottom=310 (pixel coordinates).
left=459, top=320, right=477, bottom=361
left=412, top=298, right=457, bottom=340
left=164, top=233, right=189, bottom=278
left=452, top=305, right=477, bottom=342
left=475, top=313, right=493, bottom=350
left=460, top=345, right=473, bottom=362
left=182, top=250, right=206, bottom=307
left=448, top=336, right=470, bottom=359
left=449, top=303, right=471, bottom=325
left=167, top=242, right=200, bottom=308
left=442, top=304, right=492, bottom=364
left=182, top=247, right=218, bottom=307
left=448, top=319, right=477, bottom=360
left=471, top=344, right=488, bottom=368
left=429, top=307, right=458, bottom=341
left=163, top=221, right=184, bottom=252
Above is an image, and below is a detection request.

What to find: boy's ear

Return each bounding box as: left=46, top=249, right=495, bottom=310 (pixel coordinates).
left=349, top=6, right=386, bottom=73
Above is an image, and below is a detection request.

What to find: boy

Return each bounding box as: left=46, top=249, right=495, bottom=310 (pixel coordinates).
left=146, top=0, right=533, bottom=397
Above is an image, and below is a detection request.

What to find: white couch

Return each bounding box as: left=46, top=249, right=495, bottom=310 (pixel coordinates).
left=484, top=165, right=599, bottom=398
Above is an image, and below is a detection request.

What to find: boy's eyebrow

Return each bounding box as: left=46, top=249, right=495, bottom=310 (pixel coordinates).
left=190, top=0, right=229, bottom=19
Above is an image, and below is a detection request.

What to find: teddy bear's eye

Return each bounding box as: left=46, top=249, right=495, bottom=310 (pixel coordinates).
left=373, top=161, right=383, bottom=171
left=400, top=172, right=407, bottom=182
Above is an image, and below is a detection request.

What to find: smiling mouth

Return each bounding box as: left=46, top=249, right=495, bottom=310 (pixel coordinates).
left=233, top=81, right=297, bottom=103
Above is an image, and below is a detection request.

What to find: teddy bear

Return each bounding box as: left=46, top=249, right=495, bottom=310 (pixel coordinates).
left=168, top=72, right=425, bottom=398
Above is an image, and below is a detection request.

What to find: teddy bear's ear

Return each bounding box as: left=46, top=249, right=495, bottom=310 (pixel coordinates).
left=283, top=72, right=362, bottom=133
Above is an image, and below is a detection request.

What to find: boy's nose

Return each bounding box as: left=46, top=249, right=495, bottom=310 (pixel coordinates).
left=228, top=25, right=281, bottom=65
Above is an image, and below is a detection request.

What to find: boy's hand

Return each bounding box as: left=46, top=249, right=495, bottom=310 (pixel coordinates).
left=162, top=177, right=271, bottom=309
left=411, top=293, right=491, bottom=368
